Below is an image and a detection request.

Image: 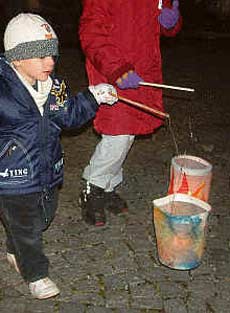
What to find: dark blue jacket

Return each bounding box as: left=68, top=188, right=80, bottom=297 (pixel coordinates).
left=0, top=57, right=98, bottom=195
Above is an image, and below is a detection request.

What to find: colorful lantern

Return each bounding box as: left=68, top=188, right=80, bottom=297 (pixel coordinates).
left=153, top=193, right=211, bottom=270
left=168, top=155, right=212, bottom=202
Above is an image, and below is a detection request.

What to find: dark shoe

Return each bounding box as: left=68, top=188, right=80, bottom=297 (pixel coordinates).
left=105, top=191, right=128, bottom=215
left=79, top=183, right=106, bottom=227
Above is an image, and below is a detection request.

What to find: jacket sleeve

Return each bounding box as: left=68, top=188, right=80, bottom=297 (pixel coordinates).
left=79, top=0, right=134, bottom=84
left=49, top=81, right=99, bottom=129
left=160, top=0, right=182, bottom=37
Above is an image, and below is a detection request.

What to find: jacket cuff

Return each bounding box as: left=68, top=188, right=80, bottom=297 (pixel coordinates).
left=160, top=15, right=183, bottom=37
left=108, top=63, right=134, bottom=84
left=82, top=88, right=99, bottom=109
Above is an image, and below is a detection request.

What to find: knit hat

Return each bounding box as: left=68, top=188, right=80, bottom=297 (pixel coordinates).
left=4, top=13, right=59, bottom=63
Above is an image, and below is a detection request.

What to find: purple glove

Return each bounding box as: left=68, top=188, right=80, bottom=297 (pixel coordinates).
left=158, top=0, right=180, bottom=29
left=116, top=70, right=143, bottom=89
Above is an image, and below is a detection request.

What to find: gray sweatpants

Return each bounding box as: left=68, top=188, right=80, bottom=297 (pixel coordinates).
left=83, top=134, right=135, bottom=192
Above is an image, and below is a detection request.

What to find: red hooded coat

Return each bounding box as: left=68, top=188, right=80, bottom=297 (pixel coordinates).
left=79, top=0, right=182, bottom=135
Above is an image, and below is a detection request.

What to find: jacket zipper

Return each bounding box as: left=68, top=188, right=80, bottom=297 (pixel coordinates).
left=39, top=96, right=51, bottom=224
left=41, top=189, right=49, bottom=224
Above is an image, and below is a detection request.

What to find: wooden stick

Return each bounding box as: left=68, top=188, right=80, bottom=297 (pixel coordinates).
left=111, top=93, right=169, bottom=119
left=139, top=81, right=195, bottom=92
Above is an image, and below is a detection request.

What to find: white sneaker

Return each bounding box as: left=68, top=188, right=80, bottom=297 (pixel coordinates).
left=29, top=277, right=60, bottom=299
left=6, top=253, right=20, bottom=273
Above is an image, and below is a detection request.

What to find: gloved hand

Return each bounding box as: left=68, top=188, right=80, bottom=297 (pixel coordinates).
left=89, top=83, right=118, bottom=105
left=158, top=0, right=180, bottom=29
left=116, top=70, right=143, bottom=89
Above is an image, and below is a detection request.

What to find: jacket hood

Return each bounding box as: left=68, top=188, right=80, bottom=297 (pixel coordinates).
left=0, top=55, right=19, bottom=83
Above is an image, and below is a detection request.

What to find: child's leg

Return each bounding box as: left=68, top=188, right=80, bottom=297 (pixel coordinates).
left=80, top=135, right=135, bottom=225
left=83, top=134, right=135, bottom=191
left=0, top=189, right=58, bottom=282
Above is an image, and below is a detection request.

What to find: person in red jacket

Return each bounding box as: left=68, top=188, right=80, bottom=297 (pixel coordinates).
left=79, top=0, right=182, bottom=226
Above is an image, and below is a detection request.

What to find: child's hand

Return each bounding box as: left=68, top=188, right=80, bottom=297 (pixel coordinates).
left=89, top=83, right=118, bottom=105
left=116, top=70, right=143, bottom=89
left=158, top=0, right=180, bottom=29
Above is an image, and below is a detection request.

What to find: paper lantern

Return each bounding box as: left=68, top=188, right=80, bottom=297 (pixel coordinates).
left=168, top=155, right=212, bottom=202
left=153, top=193, right=211, bottom=270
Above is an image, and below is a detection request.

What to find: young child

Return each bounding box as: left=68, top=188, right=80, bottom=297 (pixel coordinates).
left=0, top=13, right=117, bottom=299
left=79, top=0, right=182, bottom=227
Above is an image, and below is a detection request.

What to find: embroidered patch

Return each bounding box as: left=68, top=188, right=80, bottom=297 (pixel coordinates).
left=41, top=23, right=53, bottom=39
left=54, top=157, right=64, bottom=173
left=0, top=168, right=28, bottom=178
left=49, top=104, right=61, bottom=111
left=50, top=80, right=68, bottom=110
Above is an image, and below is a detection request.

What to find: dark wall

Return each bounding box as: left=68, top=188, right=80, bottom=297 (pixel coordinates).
left=38, top=0, right=82, bottom=47
left=1, top=0, right=229, bottom=52
left=0, top=0, right=82, bottom=51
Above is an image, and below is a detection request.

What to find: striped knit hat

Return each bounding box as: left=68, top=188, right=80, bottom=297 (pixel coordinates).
left=4, top=13, right=59, bottom=62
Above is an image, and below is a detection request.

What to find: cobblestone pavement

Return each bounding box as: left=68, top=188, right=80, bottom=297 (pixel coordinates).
left=0, top=33, right=230, bottom=313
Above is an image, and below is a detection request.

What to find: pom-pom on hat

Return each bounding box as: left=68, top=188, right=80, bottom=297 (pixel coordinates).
left=4, top=13, right=59, bottom=62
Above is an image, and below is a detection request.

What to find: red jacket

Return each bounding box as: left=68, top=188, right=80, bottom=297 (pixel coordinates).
left=79, top=0, right=182, bottom=135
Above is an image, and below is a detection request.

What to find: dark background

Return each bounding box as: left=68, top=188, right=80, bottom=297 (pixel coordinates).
left=0, top=0, right=230, bottom=50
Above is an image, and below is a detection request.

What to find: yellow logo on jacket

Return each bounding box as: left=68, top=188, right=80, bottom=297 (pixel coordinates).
left=50, top=80, right=67, bottom=108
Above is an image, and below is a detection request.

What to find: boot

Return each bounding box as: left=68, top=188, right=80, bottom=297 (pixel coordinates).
left=105, top=190, right=128, bottom=215
left=79, top=182, right=106, bottom=227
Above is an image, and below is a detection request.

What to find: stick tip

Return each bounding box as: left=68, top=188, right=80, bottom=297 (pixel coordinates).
left=165, top=113, right=170, bottom=119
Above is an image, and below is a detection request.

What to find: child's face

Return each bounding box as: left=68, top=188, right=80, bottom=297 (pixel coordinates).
left=13, top=56, right=55, bottom=85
